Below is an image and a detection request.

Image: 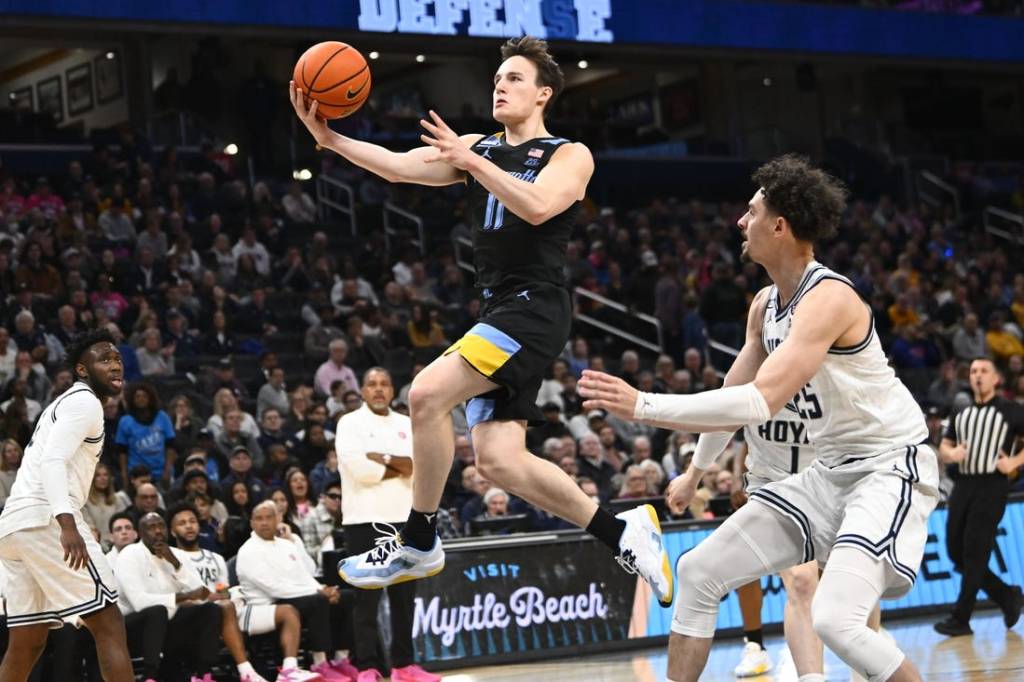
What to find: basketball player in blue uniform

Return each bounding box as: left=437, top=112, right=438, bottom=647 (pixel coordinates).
left=291, top=37, right=672, bottom=604
left=580, top=156, right=938, bottom=682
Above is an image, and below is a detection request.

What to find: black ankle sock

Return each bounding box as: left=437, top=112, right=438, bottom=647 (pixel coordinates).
left=586, top=507, right=627, bottom=552
left=744, top=629, right=765, bottom=649
left=401, top=509, right=439, bottom=550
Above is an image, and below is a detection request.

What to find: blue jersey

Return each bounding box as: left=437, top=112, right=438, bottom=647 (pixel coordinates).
left=115, top=411, right=175, bottom=478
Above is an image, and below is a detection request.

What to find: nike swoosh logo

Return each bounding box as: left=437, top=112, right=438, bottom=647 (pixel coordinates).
left=347, top=80, right=368, bottom=100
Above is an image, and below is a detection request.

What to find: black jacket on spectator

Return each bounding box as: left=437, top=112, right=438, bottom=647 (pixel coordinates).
left=576, top=455, right=617, bottom=503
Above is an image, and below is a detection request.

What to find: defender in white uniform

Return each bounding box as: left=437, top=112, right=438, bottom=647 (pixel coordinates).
left=580, top=156, right=937, bottom=682
left=0, top=330, right=133, bottom=681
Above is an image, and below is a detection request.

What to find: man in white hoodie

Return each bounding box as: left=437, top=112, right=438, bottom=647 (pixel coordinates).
left=237, top=501, right=356, bottom=682
left=115, top=512, right=223, bottom=681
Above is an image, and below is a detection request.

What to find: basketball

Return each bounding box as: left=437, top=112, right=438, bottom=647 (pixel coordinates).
left=292, top=41, right=371, bottom=120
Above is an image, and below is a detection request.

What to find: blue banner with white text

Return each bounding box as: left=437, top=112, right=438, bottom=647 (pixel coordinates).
left=1, top=0, right=1022, bottom=62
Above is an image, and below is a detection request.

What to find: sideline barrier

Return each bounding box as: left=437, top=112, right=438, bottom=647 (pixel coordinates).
left=410, top=494, right=1024, bottom=668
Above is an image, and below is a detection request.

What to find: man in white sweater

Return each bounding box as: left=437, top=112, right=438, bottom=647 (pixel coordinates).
left=237, top=501, right=356, bottom=682
left=116, top=512, right=223, bottom=681
left=168, top=502, right=321, bottom=682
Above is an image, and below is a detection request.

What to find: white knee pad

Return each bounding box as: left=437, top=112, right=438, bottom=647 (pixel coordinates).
left=671, top=547, right=729, bottom=638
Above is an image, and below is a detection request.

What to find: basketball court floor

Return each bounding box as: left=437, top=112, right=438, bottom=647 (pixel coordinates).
left=440, top=611, right=1024, bottom=681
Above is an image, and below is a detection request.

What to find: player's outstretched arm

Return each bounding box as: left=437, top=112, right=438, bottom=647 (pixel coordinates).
left=583, top=282, right=861, bottom=432
left=290, top=82, right=477, bottom=187
left=419, top=110, right=593, bottom=225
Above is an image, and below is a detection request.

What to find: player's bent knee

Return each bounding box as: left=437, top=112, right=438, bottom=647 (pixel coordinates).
left=810, top=591, right=851, bottom=653
left=785, top=565, right=818, bottom=605
left=677, top=550, right=727, bottom=609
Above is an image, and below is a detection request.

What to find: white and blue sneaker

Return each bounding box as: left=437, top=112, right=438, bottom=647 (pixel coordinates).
left=337, top=524, right=445, bottom=589
left=615, top=505, right=674, bottom=606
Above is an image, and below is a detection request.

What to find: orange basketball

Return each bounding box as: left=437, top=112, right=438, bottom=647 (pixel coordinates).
left=293, top=41, right=371, bottom=120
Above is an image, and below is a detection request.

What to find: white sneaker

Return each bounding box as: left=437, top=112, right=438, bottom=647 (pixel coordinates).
left=337, top=524, right=445, bottom=589
left=615, top=504, right=673, bottom=606
left=734, top=640, right=772, bottom=677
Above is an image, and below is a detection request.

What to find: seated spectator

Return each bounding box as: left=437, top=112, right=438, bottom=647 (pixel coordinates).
left=224, top=480, right=255, bottom=519
left=166, top=449, right=218, bottom=504
left=222, top=445, right=268, bottom=504
left=0, top=437, right=22, bottom=505
left=200, top=310, right=237, bottom=356
left=181, top=470, right=229, bottom=523
left=168, top=395, right=203, bottom=463
left=114, top=512, right=223, bottom=681
left=136, top=328, right=176, bottom=377
left=299, top=479, right=344, bottom=569
left=952, top=312, right=987, bottom=361
left=11, top=309, right=47, bottom=360
left=576, top=432, right=616, bottom=502
left=597, top=424, right=629, bottom=473
left=258, top=409, right=296, bottom=456
left=458, top=468, right=492, bottom=527
left=114, top=464, right=166, bottom=510
left=186, top=491, right=222, bottom=553
left=406, top=303, right=447, bottom=348
left=987, top=312, right=1024, bottom=363
left=285, top=468, right=316, bottom=526
left=268, top=486, right=302, bottom=537
left=262, top=443, right=301, bottom=489
left=295, top=422, right=333, bottom=472
left=125, top=482, right=165, bottom=524
left=6, top=350, right=50, bottom=404
left=207, top=387, right=259, bottom=440
left=282, top=180, right=317, bottom=225
left=167, top=502, right=310, bottom=681
left=284, top=389, right=311, bottom=435
left=116, top=381, right=177, bottom=486
left=257, top=367, right=289, bottom=419
left=0, top=378, right=38, bottom=428
left=162, top=308, right=200, bottom=358
left=470, top=488, right=514, bottom=535
left=237, top=501, right=356, bottom=681
left=314, top=339, right=359, bottom=398
left=640, top=459, right=667, bottom=496
left=215, top=410, right=265, bottom=467
left=105, top=511, right=138, bottom=568
left=0, top=326, right=17, bottom=386
left=83, top=463, right=126, bottom=550
left=527, top=403, right=570, bottom=454
left=0, top=395, right=31, bottom=447
left=304, top=303, right=346, bottom=362
left=614, top=465, right=651, bottom=500
left=309, top=448, right=341, bottom=500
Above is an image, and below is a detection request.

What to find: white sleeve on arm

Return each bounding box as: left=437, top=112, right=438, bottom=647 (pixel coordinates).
left=634, top=384, right=771, bottom=430
left=692, top=431, right=735, bottom=471
left=40, top=392, right=100, bottom=518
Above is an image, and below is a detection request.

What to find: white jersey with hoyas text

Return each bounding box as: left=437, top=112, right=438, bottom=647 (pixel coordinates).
left=761, top=261, right=927, bottom=466
left=744, top=413, right=816, bottom=482
left=0, top=383, right=105, bottom=537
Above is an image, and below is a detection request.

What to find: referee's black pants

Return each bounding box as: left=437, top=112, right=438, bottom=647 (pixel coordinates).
left=345, top=522, right=416, bottom=672
left=946, top=474, right=1015, bottom=623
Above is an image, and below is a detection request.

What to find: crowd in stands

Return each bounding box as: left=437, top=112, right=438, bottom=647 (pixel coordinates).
left=0, top=121, right=1022, bottom=674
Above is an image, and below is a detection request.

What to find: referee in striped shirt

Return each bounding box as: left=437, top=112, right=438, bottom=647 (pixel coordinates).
left=935, top=357, right=1024, bottom=636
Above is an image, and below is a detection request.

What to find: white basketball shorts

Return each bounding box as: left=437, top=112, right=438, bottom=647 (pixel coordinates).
left=0, top=517, right=117, bottom=628
left=749, top=443, right=939, bottom=598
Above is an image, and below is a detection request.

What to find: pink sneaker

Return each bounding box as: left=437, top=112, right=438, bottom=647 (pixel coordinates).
left=391, top=664, right=442, bottom=682
left=310, top=661, right=349, bottom=682
left=356, top=670, right=383, bottom=682
left=276, top=668, right=323, bottom=682
left=190, top=675, right=216, bottom=682
left=330, top=657, right=359, bottom=680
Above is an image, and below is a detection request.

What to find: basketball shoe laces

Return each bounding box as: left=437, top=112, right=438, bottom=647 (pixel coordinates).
left=367, top=522, right=403, bottom=565
left=615, top=548, right=638, bottom=575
